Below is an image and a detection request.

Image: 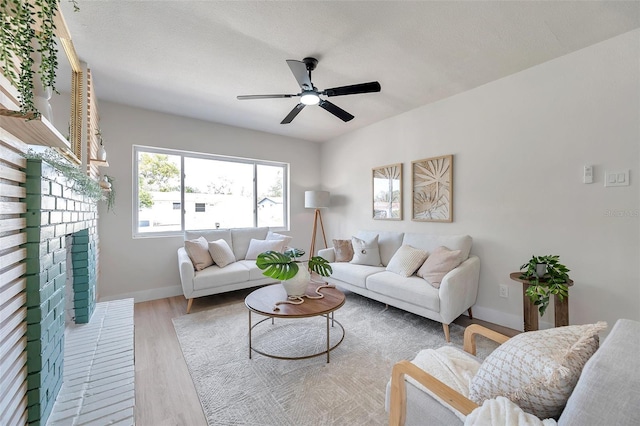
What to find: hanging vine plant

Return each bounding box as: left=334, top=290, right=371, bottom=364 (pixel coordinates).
left=24, top=148, right=103, bottom=202
left=103, top=174, right=116, bottom=212
left=0, top=0, right=63, bottom=116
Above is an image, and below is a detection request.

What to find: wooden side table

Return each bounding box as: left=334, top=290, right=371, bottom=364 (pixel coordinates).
left=509, top=272, right=574, bottom=332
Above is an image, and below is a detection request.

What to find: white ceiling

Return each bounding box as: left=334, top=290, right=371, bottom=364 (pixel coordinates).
left=57, top=1, right=640, bottom=143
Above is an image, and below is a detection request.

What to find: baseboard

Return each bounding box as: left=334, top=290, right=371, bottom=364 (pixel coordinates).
left=98, top=285, right=184, bottom=303
left=470, top=305, right=555, bottom=332
left=469, top=305, right=524, bottom=332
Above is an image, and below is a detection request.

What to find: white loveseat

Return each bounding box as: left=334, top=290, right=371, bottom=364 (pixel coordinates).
left=177, top=227, right=284, bottom=313
left=318, top=231, right=480, bottom=341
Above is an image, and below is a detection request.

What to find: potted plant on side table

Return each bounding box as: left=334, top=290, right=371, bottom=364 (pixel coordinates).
left=519, top=255, right=571, bottom=316
left=256, top=248, right=332, bottom=297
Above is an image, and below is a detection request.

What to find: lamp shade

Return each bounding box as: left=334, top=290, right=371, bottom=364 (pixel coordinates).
left=305, top=190, right=330, bottom=209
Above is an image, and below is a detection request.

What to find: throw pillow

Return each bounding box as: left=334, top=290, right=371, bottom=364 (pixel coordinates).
left=333, top=239, right=354, bottom=262
left=468, top=322, right=607, bottom=419
left=184, top=236, right=214, bottom=271
left=416, top=246, right=462, bottom=288
left=350, top=235, right=382, bottom=266
left=207, top=239, right=236, bottom=268
left=244, top=238, right=286, bottom=260
left=386, top=245, right=428, bottom=277
left=266, top=231, right=293, bottom=250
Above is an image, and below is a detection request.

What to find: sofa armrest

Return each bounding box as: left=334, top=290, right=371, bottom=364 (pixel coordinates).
left=177, top=247, right=195, bottom=298
left=317, top=247, right=335, bottom=263
left=389, top=360, right=478, bottom=426
left=438, top=255, right=480, bottom=324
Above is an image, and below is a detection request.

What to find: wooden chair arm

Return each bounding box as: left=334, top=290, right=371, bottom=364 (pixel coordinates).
left=463, top=324, right=511, bottom=355
left=388, top=360, right=478, bottom=426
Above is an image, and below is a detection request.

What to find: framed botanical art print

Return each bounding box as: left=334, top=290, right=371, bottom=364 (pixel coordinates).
left=412, top=155, right=453, bottom=222
left=372, top=163, right=402, bottom=220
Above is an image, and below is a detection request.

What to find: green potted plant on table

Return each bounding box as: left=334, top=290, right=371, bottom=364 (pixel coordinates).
left=256, top=248, right=332, bottom=297
left=519, top=255, right=571, bottom=316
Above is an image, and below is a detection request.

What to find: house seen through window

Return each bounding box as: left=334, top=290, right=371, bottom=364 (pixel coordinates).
left=133, top=146, right=288, bottom=236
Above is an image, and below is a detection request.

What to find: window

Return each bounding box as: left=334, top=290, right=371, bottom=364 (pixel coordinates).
left=133, top=146, right=288, bottom=237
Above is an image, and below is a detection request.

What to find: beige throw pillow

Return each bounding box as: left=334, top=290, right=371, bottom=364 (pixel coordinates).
left=416, top=246, right=462, bottom=288
left=333, top=239, right=354, bottom=262
left=184, top=236, right=214, bottom=271
left=386, top=245, right=428, bottom=277
left=244, top=238, right=285, bottom=260
left=350, top=235, right=382, bottom=266
left=266, top=231, right=293, bottom=250
left=207, top=239, right=236, bottom=268
left=469, top=322, right=607, bottom=419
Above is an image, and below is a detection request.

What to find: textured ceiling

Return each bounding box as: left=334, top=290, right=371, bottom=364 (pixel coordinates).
left=56, top=1, right=640, bottom=142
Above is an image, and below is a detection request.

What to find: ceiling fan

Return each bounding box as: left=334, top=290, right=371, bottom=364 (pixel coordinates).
left=237, top=57, right=381, bottom=124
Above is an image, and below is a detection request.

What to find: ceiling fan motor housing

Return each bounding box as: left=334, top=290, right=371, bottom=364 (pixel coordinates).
left=303, top=57, right=318, bottom=71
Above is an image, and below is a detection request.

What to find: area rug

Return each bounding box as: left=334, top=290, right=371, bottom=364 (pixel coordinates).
left=173, top=291, right=497, bottom=426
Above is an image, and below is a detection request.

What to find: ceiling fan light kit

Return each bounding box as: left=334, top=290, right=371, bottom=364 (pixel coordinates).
left=300, top=92, right=320, bottom=105
left=237, top=57, right=381, bottom=124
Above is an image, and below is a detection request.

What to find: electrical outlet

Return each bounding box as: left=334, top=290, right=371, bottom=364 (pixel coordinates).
left=499, top=284, right=509, bottom=298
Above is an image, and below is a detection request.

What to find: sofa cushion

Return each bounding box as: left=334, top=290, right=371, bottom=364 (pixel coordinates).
left=402, top=233, right=472, bottom=262
left=231, top=227, right=269, bottom=260
left=559, top=319, right=640, bottom=426
left=237, top=260, right=272, bottom=281
left=185, top=229, right=233, bottom=248
left=333, top=239, right=354, bottom=262
left=366, top=272, right=440, bottom=313
left=329, top=262, right=385, bottom=289
left=208, top=239, right=236, bottom=268
left=266, top=231, right=293, bottom=249
left=245, top=238, right=285, bottom=260
left=193, top=262, right=251, bottom=291
left=356, top=231, right=404, bottom=266
left=351, top=235, right=382, bottom=266
left=469, top=322, right=607, bottom=420
left=416, top=246, right=463, bottom=288
left=184, top=236, right=214, bottom=271
left=386, top=245, right=428, bottom=277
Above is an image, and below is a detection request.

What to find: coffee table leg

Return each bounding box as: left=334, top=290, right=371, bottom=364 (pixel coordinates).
left=326, top=314, right=330, bottom=363
left=248, top=310, right=252, bottom=359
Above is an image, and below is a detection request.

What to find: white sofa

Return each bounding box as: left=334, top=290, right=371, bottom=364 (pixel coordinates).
left=177, top=227, right=281, bottom=313
left=318, top=231, right=480, bottom=341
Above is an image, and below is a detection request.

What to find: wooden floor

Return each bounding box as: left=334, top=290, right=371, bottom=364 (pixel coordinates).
left=134, top=289, right=518, bottom=425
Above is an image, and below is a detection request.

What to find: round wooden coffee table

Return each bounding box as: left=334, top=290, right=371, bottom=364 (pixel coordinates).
left=245, top=283, right=345, bottom=363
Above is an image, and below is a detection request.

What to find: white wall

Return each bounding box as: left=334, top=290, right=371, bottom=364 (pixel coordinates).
left=320, top=30, right=640, bottom=331
left=94, top=102, right=322, bottom=302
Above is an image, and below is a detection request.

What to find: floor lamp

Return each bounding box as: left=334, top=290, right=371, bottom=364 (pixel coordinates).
left=305, top=190, right=330, bottom=258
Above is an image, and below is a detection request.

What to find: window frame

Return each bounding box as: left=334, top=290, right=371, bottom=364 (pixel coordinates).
left=132, top=145, right=289, bottom=238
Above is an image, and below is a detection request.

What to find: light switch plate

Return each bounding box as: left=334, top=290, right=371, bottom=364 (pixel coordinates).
left=604, top=169, right=630, bottom=187
left=583, top=165, right=593, bottom=183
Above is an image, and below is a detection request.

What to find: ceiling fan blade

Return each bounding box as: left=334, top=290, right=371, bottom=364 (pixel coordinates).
left=237, top=94, right=297, bottom=100
left=281, top=103, right=305, bottom=124
left=318, top=100, right=354, bottom=122
left=323, top=81, right=381, bottom=97
left=286, top=60, right=313, bottom=91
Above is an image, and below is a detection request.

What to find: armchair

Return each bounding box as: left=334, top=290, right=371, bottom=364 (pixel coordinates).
left=387, top=319, right=640, bottom=426
left=388, top=324, right=508, bottom=425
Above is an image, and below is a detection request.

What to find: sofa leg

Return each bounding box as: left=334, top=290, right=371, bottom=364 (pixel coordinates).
left=186, top=298, right=193, bottom=314
left=468, top=307, right=473, bottom=319
left=443, top=323, right=450, bottom=342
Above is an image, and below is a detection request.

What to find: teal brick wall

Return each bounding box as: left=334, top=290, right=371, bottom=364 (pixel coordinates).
left=24, top=159, right=98, bottom=425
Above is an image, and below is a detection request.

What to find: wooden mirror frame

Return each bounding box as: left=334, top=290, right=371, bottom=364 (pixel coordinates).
left=372, top=163, right=403, bottom=220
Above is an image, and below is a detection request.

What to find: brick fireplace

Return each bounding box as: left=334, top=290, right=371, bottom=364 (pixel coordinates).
left=24, top=158, right=98, bottom=425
